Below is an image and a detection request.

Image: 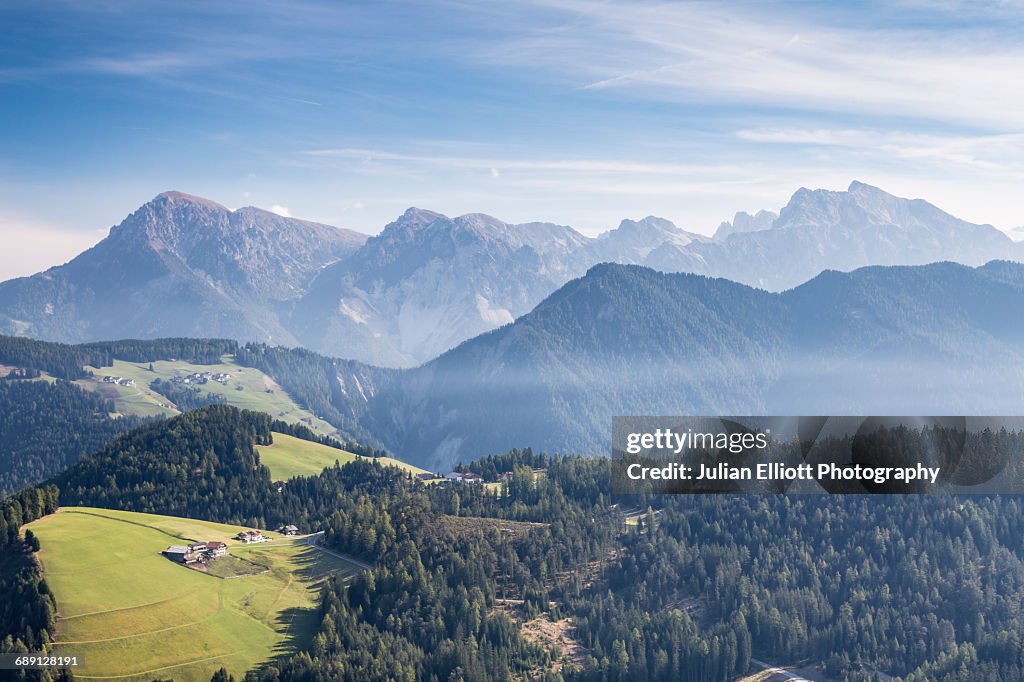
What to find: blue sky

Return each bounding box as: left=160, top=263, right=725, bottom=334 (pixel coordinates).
left=1, top=0, right=1023, bottom=278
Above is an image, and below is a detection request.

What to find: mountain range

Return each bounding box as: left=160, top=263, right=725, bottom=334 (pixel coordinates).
left=356, top=260, right=1024, bottom=469
left=1, top=182, right=1020, bottom=366
left=4, top=258, right=1024, bottom=472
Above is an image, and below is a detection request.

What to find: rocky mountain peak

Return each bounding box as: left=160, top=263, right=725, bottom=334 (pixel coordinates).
left=154, top=191, right=230, bottom=211
left=714, top=209, right=778, bottom=240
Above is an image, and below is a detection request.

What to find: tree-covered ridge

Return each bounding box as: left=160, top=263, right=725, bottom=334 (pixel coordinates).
left=0, top=380, right=144, bottom=496
left=368, top=260, right=1024, bottom=469
left=0, top=334, right=391, bottom=448
left=53, top=406, right=280, bottom=527
left=0, top=335, right=240, bottom=380
left=51, top=405, right=396, bottom=530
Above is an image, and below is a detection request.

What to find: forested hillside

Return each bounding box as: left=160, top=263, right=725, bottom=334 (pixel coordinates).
left=0, top=380, right=144, bottom=496
left=0, top=333, right=391, bottom=450
left=4, top=407, right=1024, bottom=680
left=369, top=260, right=1024, bottom=470
left=0, top=485, right=63, bottom=680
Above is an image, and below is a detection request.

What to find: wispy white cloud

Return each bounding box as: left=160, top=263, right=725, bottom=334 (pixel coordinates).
left=303, top=147, right=764, bottom=176
left=736, top=128, right=1024, bottom=174
left=477, top=0, right=1024, bottom=130
left=270, top=204, right=292, bottom=217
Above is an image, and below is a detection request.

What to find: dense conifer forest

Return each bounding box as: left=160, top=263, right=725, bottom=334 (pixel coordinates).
left=5, top=407, right=1024, bottom=680
left=0, top=380, right=143, bottom=496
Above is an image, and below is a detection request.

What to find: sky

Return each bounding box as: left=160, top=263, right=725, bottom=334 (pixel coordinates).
left=1, top=0, right=1023, bottom=279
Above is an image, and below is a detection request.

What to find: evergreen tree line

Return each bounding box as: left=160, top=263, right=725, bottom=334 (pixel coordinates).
left=0, top=380, right=144, bottom=497
left=0, top=485, right=65, bottom=682
left=0, top=335, right=239, bottom=380
left=148, top=377, right=228, bottom=410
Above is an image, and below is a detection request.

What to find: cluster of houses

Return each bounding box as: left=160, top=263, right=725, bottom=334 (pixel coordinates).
left=164, top=525, right=301, bottom=565
left=445, top=471, right=491, bottom=484
left=163, top=541, right=228, bottom=565
left=171, top=371, right=231, bottom=386
left=443, top=470, right=524, bottom=485
left=102, top=376, right=135, bottom=387
left=236, top=529, right=268, bottom=544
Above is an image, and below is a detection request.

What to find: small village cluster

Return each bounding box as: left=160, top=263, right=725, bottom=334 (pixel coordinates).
left=443, top=470, right=517, bottom=484
left=163, top=540, right=228, bottom=565
left=171, top=371, right=232, bottom=385
left=102, top=376, right=135, bottom=386
left=444, top=471, right=484, bottom=484
left=162, top=525, right=298, bottom=564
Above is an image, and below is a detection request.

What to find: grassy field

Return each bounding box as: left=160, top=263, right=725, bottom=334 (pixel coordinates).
left=76, top=356, right=337, bottom=436
left=258, top=432, right=436, bottom=480
left=27, top=507, right=363, bottom=682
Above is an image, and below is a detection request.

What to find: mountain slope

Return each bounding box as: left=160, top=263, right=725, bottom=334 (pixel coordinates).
left=0, top=379, right=143, bottom=496
left=0, top=192, right=367, bottom=344
left=291, top=208, right=596, bottom=366
left=363, top=260, right=1024, bottom=469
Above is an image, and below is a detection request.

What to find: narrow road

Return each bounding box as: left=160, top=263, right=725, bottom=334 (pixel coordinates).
left=750, top=659, right=813, bottom=681
left=304, top=531, right=373, bottom=570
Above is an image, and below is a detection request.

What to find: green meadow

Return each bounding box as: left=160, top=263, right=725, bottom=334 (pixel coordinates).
left=77, top=356, right=337, bottom=435
left=27, top=507, right=362, bottom=682
left=257, top=431, right=436, bottom=480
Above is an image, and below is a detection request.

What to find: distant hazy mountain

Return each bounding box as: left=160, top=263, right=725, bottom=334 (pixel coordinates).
left=2, top=182, right=1019, bottom=367
left=310, top=182, right=1008, bottom=365
left=712, top=209, right=777, bottom=240
left=593, top=216, right=710, bottom=261
left=648, top=181, right=1019, bottom=289
left=290, top=208, right=597, bottom=366
left=303, top=186, right=982, bottom=366
left=363, top=260, right=1024, bottom=470
left=0, top=192, right=366, bottom=344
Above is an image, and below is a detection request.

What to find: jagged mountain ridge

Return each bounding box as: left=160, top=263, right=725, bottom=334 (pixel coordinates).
left=712, top=209, right=778, bottom=240
left=293, top=181, right=1021, bottom=365
left=290, top=208, right=602, bottom=366
left=645, top=181, right=1017, bottom=289
left=0, top=192, right=367, bottom=344
left=2, top=182, right=1021, bottom=366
